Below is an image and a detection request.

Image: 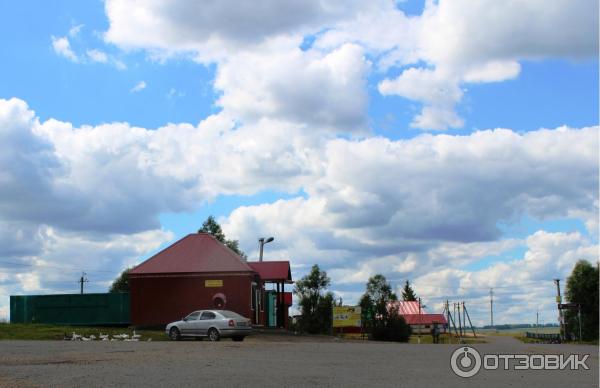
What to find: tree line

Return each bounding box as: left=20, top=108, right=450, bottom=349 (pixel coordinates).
left=293, top=265, right=417, bottom=342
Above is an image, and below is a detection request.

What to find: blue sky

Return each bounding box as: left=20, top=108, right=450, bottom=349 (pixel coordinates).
left=0, top=0, right=597, bottom=325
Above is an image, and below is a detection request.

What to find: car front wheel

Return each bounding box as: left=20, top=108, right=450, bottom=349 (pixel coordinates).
left=207, top=328, right=220, bottom=342
left=169, top=327, right=181, bottom=341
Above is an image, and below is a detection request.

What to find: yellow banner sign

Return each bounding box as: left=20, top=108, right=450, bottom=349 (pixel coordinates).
left=205, top=280, right=223, bottom=287
left=333, top=306, right=361, bottom=328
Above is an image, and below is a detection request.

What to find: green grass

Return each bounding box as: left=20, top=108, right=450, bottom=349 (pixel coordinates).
left=408, top=334, right=486, bottom=344
left=0, top=323, right=168, bottom=341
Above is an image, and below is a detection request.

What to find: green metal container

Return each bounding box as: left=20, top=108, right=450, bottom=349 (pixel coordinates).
left=10, top=293, right=130, bottom=326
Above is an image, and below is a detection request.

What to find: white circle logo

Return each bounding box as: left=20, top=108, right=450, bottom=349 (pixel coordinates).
left=450, top=346, right=482, bottom=378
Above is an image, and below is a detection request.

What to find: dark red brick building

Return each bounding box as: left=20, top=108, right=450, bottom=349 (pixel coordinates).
left=129, top=233, right=292, bottom=327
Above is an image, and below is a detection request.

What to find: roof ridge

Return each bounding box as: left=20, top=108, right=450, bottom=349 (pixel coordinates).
left=247, top=260, right=290, bottom=263
left=131, top=234, right=195, bottom=273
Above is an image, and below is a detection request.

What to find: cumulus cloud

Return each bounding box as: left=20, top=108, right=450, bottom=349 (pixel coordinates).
left=378, top=67, right=464, bottom=130
left=412, top=231, right=598, bottom=325
left=215, top=42, right=370, bottom=130
left=0, top=225, right=173, bottom=307
left=0, top=95, right=596, bottom=323
left=51, top=36, right=78, bottom=62
left=381, top=0, right=598, bottom=129
left=68, top=24, right=84, bottom=38
left=221, top=126, right=598, bottom=299
left=0, top=98, right=321, bottom=236
left=130, top=81, right=147, bottom=92
left=86, top=49, right=108, bottom=63
left=315, top=0, right=599, bottom=129
left=102, top=0, right=598, bottom=131
left=104, top=0, right=359, bottom=59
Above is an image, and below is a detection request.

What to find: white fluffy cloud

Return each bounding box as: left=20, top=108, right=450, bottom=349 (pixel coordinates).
left=102, top=0, right=598, bottom=131
left=385, top=0, right=598, bottom=129
left=0, top=98, right=322, bottom=235
left=104, top=0, right=358, bottom=59
left=51, top=36, right=78, bottom=62
left=130, top=80, right=147, bottom=92
left=0, top=94, right=597, bottom=323
left=315, top=0, right=598, bottom=129
left=222, top=125, right=598, bottom=260
left=215, top=42, right=370, bottom=130
left=412, top=231, right=598, bottom=325
left=86, top=49, right=108, bottom=63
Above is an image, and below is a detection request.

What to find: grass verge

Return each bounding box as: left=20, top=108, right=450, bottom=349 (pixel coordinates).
left=0, top=323, right=168, bottom=341
left=408, top=334, right=486, bottom=344
left=514, top=335, right=598, bottom=346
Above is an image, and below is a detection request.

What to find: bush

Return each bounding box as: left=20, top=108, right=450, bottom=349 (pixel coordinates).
left=371, top=314, right=411, bottom=342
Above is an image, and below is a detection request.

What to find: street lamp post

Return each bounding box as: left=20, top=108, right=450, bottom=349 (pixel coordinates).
left=258, top=237, right=274, bottom=262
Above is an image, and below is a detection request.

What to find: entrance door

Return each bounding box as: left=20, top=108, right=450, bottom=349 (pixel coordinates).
left=266, top=292, right=277, bottom=327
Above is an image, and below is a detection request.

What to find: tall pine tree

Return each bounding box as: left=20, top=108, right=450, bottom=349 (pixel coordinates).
left=401, top=280, right=417, bottom=301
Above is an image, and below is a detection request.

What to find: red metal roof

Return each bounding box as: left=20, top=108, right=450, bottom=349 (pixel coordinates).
left=391, top=301, right=428, bottom=315
left=401, top=314, right=448, bottom=325
left=130, top=233, right=254, bottom=275
left=247, top=261, right=292, bottom=283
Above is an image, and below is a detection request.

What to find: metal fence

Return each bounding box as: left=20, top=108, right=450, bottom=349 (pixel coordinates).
left=525, top=332, right=561, bottom=342
left=10, top=293, right=130, bottom=326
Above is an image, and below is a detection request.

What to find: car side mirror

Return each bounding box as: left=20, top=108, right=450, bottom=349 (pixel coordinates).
left=183, top=317, right=187, bottom=321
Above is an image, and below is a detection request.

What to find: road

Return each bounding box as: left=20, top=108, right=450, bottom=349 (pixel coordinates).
left=0, top=335, right=597, bottom=387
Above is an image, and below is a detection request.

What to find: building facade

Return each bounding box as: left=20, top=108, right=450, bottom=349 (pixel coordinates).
left=129, top=233, right=292, bottom=327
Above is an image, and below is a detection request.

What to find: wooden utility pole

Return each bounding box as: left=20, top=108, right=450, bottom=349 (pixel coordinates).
left=79, top=272, right=88, bottom=294
left=577, top=304, right=582, bottom=343
left=456, top=302, right=462, bottom=340
left=417, top=297, right=422, bottom=344
left=554, top=279, right=563, bottom=340
left=489, top=288, right=494, bottom=330
left=463, top=302, right=477, bottom=337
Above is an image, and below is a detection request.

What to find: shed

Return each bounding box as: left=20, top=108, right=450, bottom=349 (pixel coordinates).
left=391, top=301, right=448, bottom=334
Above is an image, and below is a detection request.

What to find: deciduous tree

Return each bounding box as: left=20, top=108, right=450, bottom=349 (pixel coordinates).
left=198, top=215, right=246, bottom=258
left=109, top=268, right=131, bottom=293
left=565, top=260, right=599, bottom=341
left=294, top=264, right=334, bottom=334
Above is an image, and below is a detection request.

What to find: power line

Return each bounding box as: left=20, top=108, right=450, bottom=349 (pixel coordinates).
left=0, top=259, right=117, bottom=274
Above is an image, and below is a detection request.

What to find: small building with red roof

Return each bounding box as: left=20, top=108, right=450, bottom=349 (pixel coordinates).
left=129, top=233, right=292, bottom=327
left=390, top=301, right=448, bottom=334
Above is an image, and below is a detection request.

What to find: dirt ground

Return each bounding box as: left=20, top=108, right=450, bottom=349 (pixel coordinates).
left=0, top=334, right=597, bottom=387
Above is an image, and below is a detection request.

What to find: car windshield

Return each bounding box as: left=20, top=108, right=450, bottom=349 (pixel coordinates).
left=218, top=310, right=244, bottom=319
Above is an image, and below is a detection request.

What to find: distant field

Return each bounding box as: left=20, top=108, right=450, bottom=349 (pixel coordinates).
left=478, top=327, right=560, bottom=335
left=0, top=323, right=168, bottom=341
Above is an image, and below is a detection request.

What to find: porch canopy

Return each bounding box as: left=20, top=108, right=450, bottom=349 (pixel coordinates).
left=248, top=261, right=293, bottom=328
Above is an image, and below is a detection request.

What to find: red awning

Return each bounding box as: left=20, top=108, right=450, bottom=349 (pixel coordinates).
left=247, top=261, right=293, bottom=283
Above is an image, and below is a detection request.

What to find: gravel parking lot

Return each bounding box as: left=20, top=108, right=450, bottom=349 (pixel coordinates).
left=0, top=335, right=597, bottom=387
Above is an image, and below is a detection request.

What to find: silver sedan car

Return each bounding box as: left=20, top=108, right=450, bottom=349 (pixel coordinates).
left=166, top=310, right=252, bottom=341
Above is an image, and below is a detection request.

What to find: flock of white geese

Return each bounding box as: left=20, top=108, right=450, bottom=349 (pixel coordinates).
left=65, top=330, right=150, bottom=341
